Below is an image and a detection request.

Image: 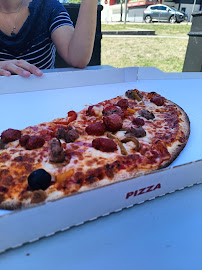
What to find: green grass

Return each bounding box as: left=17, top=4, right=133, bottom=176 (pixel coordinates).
left=101, top=23, right=190, bottom=72
left=101, top=23, right=191, bottom=36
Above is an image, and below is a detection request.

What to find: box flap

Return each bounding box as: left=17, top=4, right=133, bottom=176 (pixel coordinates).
left=137, top=67, right=202, bottom=80
left=0, top=67, right=138, bottom=95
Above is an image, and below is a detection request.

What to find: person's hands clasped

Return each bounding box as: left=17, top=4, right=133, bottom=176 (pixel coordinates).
left=0, top=60, right=43, bottom=77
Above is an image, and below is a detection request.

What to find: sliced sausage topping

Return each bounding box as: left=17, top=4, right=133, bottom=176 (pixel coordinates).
left=150, top=96, right=165, bottom=106
left=1, top=128, right=21, bottom=143
left=103, top=114, right=123, bottom=132
left=92, top=138, right=117, bottom=152
left=116, top=99, right=129, bottom=109
left=85, top=122, right=106, bottom=136
left=19, top=135, right=30, bottom=147
left=132, top=117, right=145, bottom=126
left=25, top=136, right=45, bottom=150
left=102, top=105, right=125, bottom=119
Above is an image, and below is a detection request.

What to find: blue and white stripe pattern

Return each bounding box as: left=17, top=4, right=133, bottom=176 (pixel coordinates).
left=0, top=1, right=73, bottom=69
left=50, top=11, right=73, bottom=33
left=0, top=38, right=56, bottom=69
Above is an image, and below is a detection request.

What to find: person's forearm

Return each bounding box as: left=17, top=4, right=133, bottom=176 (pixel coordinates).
left=67, top=0, right=98, bottom=68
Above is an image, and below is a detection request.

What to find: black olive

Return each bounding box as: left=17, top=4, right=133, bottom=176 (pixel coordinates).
left=28, top=169, right=51, bottom=190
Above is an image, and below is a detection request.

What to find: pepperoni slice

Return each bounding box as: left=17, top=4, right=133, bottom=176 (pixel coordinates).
left=92, top=138, right=117, bottom=152
left=150, top=96, right=165, bottom=106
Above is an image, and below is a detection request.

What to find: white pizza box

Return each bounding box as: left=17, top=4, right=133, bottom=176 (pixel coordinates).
left=0, top=66, right=202, bottom=253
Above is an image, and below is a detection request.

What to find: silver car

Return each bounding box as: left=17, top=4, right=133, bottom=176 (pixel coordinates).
left=143, top=4, right=187, bottom=23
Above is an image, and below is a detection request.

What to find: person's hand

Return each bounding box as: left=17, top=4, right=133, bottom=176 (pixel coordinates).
left=0, top=60, right=43, bottom=77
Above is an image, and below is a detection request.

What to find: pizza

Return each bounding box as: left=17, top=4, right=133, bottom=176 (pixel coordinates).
left=0, top=89, right=190, bottom=210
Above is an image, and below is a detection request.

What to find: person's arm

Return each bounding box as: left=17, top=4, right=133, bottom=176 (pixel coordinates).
left=51, top=0, right=98, bottom=68
left=0, top=59, right=43, bottom=77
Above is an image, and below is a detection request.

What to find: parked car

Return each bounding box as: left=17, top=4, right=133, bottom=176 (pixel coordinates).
left=143, top=4, right=188, bottom=23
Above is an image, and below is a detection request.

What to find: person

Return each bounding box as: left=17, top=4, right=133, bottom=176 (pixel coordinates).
left=0, top=0, right=98, bottom=77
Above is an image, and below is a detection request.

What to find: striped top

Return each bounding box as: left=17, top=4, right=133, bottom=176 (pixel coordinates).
left=0, top=0, right=73, bottom=69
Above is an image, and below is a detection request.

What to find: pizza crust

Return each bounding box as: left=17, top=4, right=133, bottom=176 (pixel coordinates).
left=159, top=101, right=190, bottom=169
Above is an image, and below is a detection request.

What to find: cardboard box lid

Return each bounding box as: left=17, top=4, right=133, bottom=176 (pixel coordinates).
left=1, top=67, right=202, bottom=253
left=1, top=66, right=202, bottom=95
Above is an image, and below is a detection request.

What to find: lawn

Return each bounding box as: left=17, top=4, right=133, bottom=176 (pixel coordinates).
left=101, top=23, right=191, bottom=72
left=101, top=23, right=191, bottom=36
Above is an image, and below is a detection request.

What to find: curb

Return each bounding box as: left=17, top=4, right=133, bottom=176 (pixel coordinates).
left=102, top=30, right=155, bottom=35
